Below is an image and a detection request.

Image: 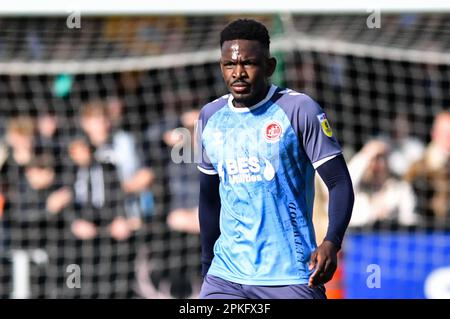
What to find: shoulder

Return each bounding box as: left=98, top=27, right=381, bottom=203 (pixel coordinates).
left=199, top=94, right=229, bottom=125
left=273, top=88, right=322, bottom=115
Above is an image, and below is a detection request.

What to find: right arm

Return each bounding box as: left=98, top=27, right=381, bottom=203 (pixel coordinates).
left=198, top=171, right=221, bottom=277
left=196, top=102, right=224, bottom=277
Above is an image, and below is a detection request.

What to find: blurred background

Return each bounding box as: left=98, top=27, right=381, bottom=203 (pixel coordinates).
left=0, top=1, right=450, bottom=298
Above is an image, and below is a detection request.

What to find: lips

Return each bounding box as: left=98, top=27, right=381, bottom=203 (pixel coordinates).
left=231, top=82, right=250, bottom=93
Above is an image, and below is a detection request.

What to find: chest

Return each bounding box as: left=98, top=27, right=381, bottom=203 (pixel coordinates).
left=203, top=109, right=296, bottom=162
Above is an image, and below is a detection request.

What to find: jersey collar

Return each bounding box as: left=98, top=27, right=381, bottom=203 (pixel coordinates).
left=228, top=84, right=277, bottom=113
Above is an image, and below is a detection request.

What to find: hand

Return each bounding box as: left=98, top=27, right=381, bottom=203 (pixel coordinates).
left=180, top=109, right=200, bottom=129
left=163, top=129, right=184, bottom=147
left=127, top=216, right=143, bottom=231
left=121, top=168, right=154, bottom=193
left=71, top=219, right=97, bottom=240
left=362, top=140, right=389, bottom=160
left=109, top=216, right=131, bottom=241
left=167, top=208, right=200, bottom=234
left=308, top=240, right=339, bottom=288
left=46, top=187, right=72, bottom=214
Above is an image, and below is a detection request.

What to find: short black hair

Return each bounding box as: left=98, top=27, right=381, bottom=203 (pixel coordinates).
left=27, top=152, right=55, bottom=170
left=220, top=19, right=270, bottom=50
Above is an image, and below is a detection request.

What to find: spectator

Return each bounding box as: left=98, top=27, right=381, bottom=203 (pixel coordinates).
left=348, top=139, right=418, bottom=227
left=0, top=117, right=36, bottom=253
left=71, top=103, right=133, bottom=241
left=0, top=116, right=36, bottom=297
left=2, top=152, right=71, bottom=298
left=106, top=97, right=155, bottom=226
left=164, top=108, right=202, bottom=298
left=139, top=108, right=202, bottom=298
left=165, top=109, right=201, bottom=234
left=66, top=102, right=143, bottom=298
left=35, top=109, right=60, bottom=156
left=405, top=111, right=450, bottom=225
left=2, top=116, right=35, bottom=168
left=34, top=108, right=79, bottom=189
left=386, top=113, right=425, bottom=177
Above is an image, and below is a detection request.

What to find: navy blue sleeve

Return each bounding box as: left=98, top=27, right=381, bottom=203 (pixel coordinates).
left=316, top=154, right=354, bottom=250
left=297, top=95, right=342, bottom=167
left=199, top=171, right=221, bottom=277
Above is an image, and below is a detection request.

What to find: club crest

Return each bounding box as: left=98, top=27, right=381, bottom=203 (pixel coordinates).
left=264, top=121, right=283, bottom=142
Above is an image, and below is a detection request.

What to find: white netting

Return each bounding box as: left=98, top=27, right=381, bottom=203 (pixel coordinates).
left=0, top=13, right=449, bottom=298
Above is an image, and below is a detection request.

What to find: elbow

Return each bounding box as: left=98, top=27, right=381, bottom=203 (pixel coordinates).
left=348, top=181, right=355, bottom=205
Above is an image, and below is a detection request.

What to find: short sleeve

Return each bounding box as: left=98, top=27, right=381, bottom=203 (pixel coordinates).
left=196, top=109, right=217, bottom=175
left=298, top=96, right=342, bottom=169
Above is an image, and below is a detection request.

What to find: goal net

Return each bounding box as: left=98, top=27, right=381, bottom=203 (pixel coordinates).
left=0, top=13, right=449, bottom=298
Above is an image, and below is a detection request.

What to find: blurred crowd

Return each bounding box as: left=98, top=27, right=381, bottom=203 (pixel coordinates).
left=0, top=13, right=449, bottom=296
left=0, top=15, right=274, bottom=61
left=0, top=99, right=201, bottom=298
left=2, top=14, right=449, bottom=62
left=1, top=95, right=449, bottom=298
left=315, top=111, right=450, bottom=244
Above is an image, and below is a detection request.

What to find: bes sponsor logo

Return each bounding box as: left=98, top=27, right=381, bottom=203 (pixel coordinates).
left=219, top=157, right=275, bottom=185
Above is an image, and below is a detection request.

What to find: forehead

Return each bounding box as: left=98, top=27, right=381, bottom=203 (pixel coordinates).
left=26, top=166, right=52, bottom=172
left=82, top=113, right=107, bottom=121
left=221, top=39, right=266, bottom=58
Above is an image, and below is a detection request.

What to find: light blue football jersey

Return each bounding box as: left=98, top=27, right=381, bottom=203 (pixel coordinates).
left=197, top=85, right=342, bottom=285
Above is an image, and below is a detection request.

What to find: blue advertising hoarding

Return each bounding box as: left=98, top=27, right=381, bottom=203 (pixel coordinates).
left=343, top=231, right=450, bottom=299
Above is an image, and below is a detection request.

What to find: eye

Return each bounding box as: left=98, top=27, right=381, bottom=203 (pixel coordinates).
left=243, top=61, right=256, bottom=67
left=222, top=61, right=235, bottom=69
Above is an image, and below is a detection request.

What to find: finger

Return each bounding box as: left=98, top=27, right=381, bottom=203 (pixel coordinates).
left=309, top=251, right=318, bottom=270
left=309, top=255, right=326, bottom=287
left=321, top=260, right=337, bottom=284
left=315, top=260, right=336, bottom=285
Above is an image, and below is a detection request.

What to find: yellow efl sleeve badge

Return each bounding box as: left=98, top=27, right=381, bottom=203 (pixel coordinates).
left=316, top=113, right=333, bottom=137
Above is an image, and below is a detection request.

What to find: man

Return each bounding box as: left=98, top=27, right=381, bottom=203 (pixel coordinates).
left=405, top=111, right=450, bottom=224
left=197, top=19, right=354, bottom=299
left=66, top=102, right=147, bottom=298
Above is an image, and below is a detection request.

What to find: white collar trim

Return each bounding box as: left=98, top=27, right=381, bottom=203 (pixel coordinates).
left=228, top=84, right=277, bottom=113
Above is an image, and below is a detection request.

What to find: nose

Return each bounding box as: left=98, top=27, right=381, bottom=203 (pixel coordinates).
left=232, top=64, right=247, bottom=79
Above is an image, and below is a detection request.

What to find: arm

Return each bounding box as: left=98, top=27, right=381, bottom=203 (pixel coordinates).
left=121, top=167, right=155, bottom=193
left=198, top=171, right=221, bottom=277
left=46, top=186, right=73, bottom=215
left=348, top=140, right=390, bottom=188
left=309, top=154, right=354, bottom=287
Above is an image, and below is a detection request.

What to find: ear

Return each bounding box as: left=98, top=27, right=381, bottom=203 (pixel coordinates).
left=266, top=57, right=277, bottom=77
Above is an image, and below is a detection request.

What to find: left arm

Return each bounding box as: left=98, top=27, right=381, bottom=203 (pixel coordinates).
left=280, top=93, right=354, bottom=287
left=309, top=154, right=354, bottom=287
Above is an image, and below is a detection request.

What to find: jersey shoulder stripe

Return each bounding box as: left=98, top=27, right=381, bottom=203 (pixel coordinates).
left=197, top=94, right=229, bottom=174
left=200, top=94, right=229, bottom=129
left=271, top=87, right=343, bottom=168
